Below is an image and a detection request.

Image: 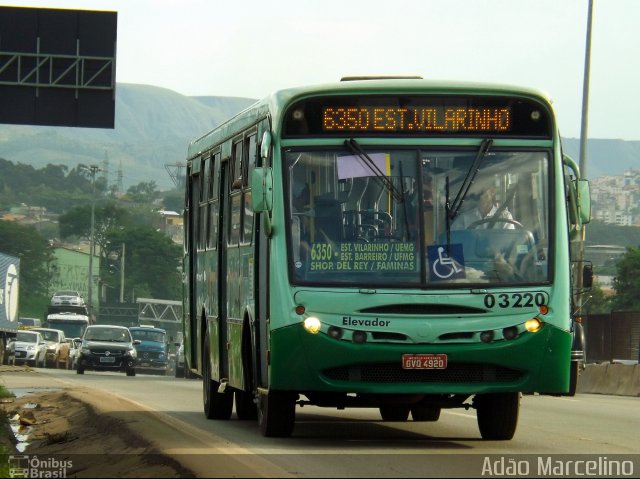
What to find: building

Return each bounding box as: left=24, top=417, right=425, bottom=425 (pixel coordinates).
left=50, top=245, right=100, bottom=311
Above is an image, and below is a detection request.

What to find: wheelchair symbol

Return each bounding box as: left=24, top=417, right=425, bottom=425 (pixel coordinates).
left=432, top=246, right=463, bottom=279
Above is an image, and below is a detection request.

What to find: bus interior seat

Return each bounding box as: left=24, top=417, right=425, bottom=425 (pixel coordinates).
left=314, top=195, right=343, bottom=242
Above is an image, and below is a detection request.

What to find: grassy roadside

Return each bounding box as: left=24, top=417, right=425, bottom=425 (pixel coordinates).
left=0, top=384, right=15, bottom=477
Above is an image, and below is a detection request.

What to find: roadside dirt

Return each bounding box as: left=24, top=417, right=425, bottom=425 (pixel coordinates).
left=1, top=387, right=195, bottom=478
left=0, top=367, right=293, bottom=478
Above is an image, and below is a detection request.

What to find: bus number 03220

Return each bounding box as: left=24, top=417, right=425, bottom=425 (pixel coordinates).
left=483, top=292, right=547, bottom=309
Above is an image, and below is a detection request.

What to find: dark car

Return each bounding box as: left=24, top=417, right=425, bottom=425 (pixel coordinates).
left=129, top=326, right=169, bottom=375
left=76, top=325, right=139, bottom=376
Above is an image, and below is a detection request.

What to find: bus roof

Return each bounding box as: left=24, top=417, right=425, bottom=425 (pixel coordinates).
left=186, top=78, right=553, bottom=160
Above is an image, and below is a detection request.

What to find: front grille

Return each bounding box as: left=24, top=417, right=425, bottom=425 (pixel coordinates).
left=90, top=348, right=125, bottom=357
left=140, top=351, right=163, bottom=360
left=322, top=362, right=523, bottom=384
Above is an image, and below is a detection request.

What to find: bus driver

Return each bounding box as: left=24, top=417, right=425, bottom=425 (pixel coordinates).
left=452, top=186, right=515, bottom=230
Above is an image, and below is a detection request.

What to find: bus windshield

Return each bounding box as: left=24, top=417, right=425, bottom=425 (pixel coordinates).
left=286, top=147, right=550, bottom=286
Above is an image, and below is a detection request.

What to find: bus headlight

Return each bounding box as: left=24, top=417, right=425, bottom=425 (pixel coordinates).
left=328, top=326, right=343, bottom=339
left=303, top=317, right=321, bottom=334
left=352, top=330, right=367, bottom=344
left=503, top=326, right=519, bottom=340
left=525, top=318, right=543, bottom=332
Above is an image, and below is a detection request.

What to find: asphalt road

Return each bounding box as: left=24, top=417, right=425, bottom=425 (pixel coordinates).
left=3, top=367, right=639, bottom=478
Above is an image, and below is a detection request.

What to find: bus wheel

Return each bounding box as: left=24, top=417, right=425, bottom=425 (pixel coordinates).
left=411, top=405, right=441, bottom=422
left=567, top=361, right=579, bottom=397
left=258, top=390, right=296, bottom=437
left=379, top=405, right=410, bottom=421
left=235, top=390, right=258, bottom=420
left=202, top=339, right=233, bottom=420
left=475, top=393, right=519, bottom=440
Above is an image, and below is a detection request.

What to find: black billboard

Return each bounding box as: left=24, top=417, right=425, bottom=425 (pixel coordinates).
left=0, top=6, right=117, bottom=128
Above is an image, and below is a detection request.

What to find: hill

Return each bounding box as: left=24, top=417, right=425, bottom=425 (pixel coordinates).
left=561, top=138, right=640, bottom=180
left=0, top=83, right=638, bottom=190
left=0, top=84, right=255, bottom=190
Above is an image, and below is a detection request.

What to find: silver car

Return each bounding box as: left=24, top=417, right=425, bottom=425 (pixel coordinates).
left=67, top=337, right=82, bottom=370
left=50, top=290, right=85, bottom=307
left=12, top=330, right=47, bottom=367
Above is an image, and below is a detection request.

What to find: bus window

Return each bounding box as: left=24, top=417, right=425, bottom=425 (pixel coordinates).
left=207, top=152, right=220, bottom=250
left=286, top=148, right=550, bottom=286
left=242, top=134, right=257, bottom=244
left=229, top=141, right=243, bottom=246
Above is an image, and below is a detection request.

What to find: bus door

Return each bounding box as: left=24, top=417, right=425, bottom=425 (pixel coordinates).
left=223, top=139, right=245, bottom=386
left=185, top=164, right=199, bottom=372
left=217, top=155, right=233, bottom=381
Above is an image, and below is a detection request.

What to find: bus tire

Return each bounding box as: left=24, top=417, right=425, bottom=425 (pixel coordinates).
left=235, top=390, right=258, bottom=420
left=379, top=405, right=410, bottom=421
left=203, top=338, right=233, bottom=420
left=258, top=390, right=296, bottom=437
left=567, top=361, right=579, bottom=397
left=411, top=405, right=441, bottom=422
left=475, top=392, right=519, bottom=440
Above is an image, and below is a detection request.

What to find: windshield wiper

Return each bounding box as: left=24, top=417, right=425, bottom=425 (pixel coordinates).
left=344, top=139, right=404, bottom=202
left=445, top=138, right=493, bottom=247
left=447, top=138, right=493, bottom=223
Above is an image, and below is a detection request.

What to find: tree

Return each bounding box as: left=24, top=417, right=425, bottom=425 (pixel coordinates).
left=583, top=283, right=612, bottom=314
left=0, top=220, right=56, bottom=316
left=126, top=181, right=160, bottom=204
left=101, top=225, right=182, bottom=303
left=611, top=246, right=640, bottom=310
left=58, top=202, right=134, bottom=256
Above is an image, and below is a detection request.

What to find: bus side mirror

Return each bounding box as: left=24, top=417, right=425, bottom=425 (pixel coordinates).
left=251, top=167, right=273, bottom=213
left=251, top=166, right=274, bottom=237
left=576, top=179, right=591, bottom=225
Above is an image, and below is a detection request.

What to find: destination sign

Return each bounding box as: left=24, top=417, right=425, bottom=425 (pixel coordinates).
left=283, top=95, right=551, bottom=138
left=323, top=106, right=510, bottom=133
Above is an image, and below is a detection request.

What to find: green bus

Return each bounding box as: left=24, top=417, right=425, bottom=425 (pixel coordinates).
left=182, top=78, right=592, bottom=439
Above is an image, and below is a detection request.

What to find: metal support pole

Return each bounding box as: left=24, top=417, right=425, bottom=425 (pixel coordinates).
left=83, top=164, right=101, bottom=314
left=575, top=0, right=594, bottom=322
left=120, top=243, right=125, bottom=303
left=579, top=0, right=594, bottom=178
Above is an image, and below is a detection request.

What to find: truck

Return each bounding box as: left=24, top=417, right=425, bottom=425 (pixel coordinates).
left=44, top=311, right=92, bottom=340
left=0, top=252, right=20, bottom=364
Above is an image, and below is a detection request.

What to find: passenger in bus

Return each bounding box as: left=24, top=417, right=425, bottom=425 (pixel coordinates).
left=292, top=180, right=310, bottom=212
left=451, top=187, right=515, bottom=230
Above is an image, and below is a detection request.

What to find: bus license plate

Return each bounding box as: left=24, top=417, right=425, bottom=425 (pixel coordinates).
left=100, top=356, right=115, bottom=363
left=402, top=354, right=447, bottom=369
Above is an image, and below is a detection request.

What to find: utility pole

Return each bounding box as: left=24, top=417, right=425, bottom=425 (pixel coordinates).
left=82, top=164, right=101, bottom=315
left=120, top=242, right=125, bottom=303
left=579, top=0, right=594, bottom=177
left=575, top=0, right=594, bottom=322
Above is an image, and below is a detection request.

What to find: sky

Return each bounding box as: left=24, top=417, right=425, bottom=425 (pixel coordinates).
left=3, top=0, right=640, bottom=141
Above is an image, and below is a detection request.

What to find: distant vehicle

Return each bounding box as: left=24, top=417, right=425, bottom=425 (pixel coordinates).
left=174, top=340, right=196, bottom=379
left=129, top=326, right=169, bottom=375
left=67, top=337, right=82, bottom=370
left=12, top=330, right=47, bottom=367
left=3, top=337, right=15, bottom=365
left=17, top=318, right=42, bottom=329
left=174, top=341, right=185, bottom=378
left=0, top=252, right=19, bottom=365
left=50, top=290, right=85, bottom=307
left=77, top=325, right=139, bottom=376
left=44, top=312, right=91, bottom=339
left=30, top=328, right=70, bottom=369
